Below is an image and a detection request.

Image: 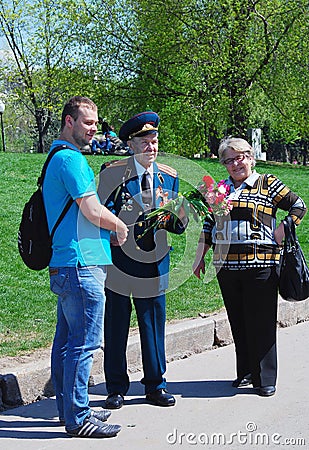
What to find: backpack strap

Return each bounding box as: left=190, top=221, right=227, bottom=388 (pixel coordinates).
left=37, top=145, right=69, bottom=187
left=39, top=144, right=74, bottom=239
left=50, top=197, right=74, bottom=239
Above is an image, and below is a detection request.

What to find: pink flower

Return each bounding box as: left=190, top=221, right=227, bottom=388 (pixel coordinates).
left=198, top=177, right=233, bottom=216
left=140, top=175, right=233, bottom=241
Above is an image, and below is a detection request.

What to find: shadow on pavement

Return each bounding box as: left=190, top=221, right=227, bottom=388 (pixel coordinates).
left=0, top=378, right=258, bottom=440
left=90, top=379, right=257, bottom=402
left=0, top=419, right=65, bottom=440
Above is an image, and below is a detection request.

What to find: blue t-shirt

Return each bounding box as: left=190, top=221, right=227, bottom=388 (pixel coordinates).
left=43, top=140, right=112, bottom=267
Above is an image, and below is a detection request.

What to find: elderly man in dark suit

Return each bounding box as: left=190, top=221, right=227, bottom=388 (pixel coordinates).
left=98, top=111, right=188, bottom=409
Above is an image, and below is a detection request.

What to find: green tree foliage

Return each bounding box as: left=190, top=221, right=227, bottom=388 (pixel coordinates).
left=252, top=0, right=309, bottom=142
left=84, top=0, right=309, bottom=158
left=0, top=0, right=97, bottom=152
left=0, top=0, right=308, bottom=159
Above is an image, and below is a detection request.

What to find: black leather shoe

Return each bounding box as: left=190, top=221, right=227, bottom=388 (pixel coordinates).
left=232, top=375, right=252, bottom=388
left=259, top=386, right=276, bottom=397
left=146, top=389, right=176, bottom=407
left=105, top=393, right=124, bottom=409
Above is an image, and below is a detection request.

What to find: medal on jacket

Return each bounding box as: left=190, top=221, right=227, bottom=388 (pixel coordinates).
left=157, top=172, right=164, bottom=184
left=120, top=193, right=133, bottom=211
left=121, top=191, right=127, bottom=211
left=120, top=174, right=133, bottom=211
left=120, top=176, right=127, bottom=211
left=126, top=198, right=133, bottom=211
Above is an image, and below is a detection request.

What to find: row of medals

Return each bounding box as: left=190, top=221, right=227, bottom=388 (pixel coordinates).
left=121, top=191, right=150, bottom=248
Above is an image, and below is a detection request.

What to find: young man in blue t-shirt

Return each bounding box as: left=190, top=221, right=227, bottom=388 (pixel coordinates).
left=43, top=96, right=128, bottom=438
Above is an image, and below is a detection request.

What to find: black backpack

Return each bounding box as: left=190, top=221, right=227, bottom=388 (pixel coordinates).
left=18, top=145, right=73, bottom=270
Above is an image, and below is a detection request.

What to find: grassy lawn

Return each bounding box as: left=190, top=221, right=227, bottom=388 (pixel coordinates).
left=0, top=152, right=308, bottom=357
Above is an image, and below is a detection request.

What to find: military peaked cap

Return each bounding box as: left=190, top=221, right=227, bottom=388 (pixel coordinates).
left=119, top=111, right=160, bottom=142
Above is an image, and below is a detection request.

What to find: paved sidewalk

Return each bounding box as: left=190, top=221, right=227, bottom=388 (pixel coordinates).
left=0, top=321, right=308, bottom=450
left=1, top=297, right=308, bottom=409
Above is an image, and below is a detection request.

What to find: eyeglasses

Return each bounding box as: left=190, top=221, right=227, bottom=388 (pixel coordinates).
left=223, top=153, right=249, bottom=166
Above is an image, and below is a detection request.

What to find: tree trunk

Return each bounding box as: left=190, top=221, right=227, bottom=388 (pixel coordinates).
left=35, top=109, right=46, bottom=153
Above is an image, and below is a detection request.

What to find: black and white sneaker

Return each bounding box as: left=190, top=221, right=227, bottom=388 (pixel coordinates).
left=59, top=408, right=111, bottom=426
left=66, top=414, right=121, bottom=438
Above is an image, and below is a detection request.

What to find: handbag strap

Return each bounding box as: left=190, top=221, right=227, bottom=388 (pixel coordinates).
left=38, top=145, right=74, bottom=239
left=283, top=216, right=297, bottom=252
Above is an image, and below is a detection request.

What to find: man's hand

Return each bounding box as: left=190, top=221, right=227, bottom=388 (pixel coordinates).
left=114, top=220, right=129, bottom=246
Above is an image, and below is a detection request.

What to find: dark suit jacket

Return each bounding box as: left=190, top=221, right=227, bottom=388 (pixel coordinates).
left=98, top=156, right=187, bottom=295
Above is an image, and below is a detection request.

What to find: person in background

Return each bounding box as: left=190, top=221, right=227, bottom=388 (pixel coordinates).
left=43, top=96, right=128, bottom=437
left=98, top=111, right=188, bottom=409
left=107, top=124, right=117, bottom=138
left=193, top=137, right=307, bottom=397
left=101, top=121, right=117, bottom=137
left=91, top=137, right=106, bottom=154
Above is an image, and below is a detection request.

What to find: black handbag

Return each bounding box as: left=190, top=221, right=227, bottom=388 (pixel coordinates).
left=279, top=216, right=309, bottom=302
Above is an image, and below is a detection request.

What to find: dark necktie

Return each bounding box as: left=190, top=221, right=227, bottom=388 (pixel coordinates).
left=141, top=171, right=152, bottom=208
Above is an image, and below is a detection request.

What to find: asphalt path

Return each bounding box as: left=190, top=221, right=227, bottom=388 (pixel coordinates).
left=0, top=321, right=308, bottom=450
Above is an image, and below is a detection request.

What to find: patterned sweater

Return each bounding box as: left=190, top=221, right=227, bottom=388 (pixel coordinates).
left=202, top=172, right=307, bottom=270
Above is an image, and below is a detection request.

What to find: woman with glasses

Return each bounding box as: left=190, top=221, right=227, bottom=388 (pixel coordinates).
left=193, top=137, right=307, bottom=397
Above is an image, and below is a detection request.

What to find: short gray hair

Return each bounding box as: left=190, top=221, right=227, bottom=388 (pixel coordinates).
left=218, top=137, right=256, bottom=166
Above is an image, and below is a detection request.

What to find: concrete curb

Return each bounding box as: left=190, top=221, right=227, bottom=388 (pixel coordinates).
left=0, top=296, right=308, bottom=410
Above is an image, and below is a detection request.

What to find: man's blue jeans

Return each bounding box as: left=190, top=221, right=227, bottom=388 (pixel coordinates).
left=49, top=266, right=106, bottom=431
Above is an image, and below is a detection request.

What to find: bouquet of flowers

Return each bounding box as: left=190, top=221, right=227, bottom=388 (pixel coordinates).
left=197, top=175, right=233, bottom=217
left=143, top=175, right=233, bottom=232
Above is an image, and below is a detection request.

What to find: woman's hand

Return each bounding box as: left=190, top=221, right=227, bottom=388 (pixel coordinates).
left=193, top=256, right=205, bottom=279
left=192, top=241, right=210, bottom=279
left=274, top=221, right=285, bottom=245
